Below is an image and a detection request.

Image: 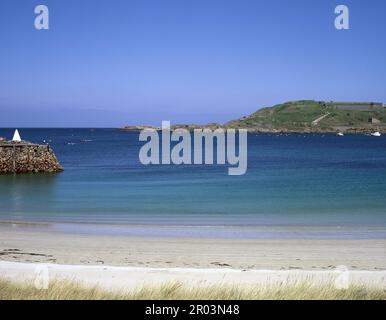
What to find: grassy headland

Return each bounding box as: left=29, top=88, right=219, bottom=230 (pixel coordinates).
left=226, top=100, right=386, bottom=133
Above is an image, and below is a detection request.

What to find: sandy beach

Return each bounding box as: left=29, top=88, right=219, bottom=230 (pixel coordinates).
left=0, top=221, right=385, bottom=291
left=0, top=222, right=385, bottom=270
left=1, top=261, right=386, bottom=291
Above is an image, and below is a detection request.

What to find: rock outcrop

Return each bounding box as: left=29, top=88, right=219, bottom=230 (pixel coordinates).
left=0, top=142, right=63, bottom=174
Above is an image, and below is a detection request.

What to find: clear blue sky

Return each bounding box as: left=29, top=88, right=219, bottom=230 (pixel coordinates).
left=0, top=0, right=385, bottom=127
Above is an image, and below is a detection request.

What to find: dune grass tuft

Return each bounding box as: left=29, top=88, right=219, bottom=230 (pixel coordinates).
left=0, top=279, right=385, bottom=300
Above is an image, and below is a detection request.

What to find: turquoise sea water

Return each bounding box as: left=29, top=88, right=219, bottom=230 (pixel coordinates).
left=0, top=129, right=385, bottom=238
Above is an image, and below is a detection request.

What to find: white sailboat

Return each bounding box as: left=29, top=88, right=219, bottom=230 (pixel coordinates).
left=371, top=131, right=381, bottom=137
left=12, top=129, right=21, bottom=142
left=337, top=132, right=344, bottom=136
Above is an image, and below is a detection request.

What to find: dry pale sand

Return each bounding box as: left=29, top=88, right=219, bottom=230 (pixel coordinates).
left=1, top=261, right=386, bottom=290
left=0, top=222, right=385, bottom=289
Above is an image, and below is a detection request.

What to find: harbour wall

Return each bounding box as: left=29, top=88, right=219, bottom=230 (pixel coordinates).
left=0, top=143, right=63, bottom=174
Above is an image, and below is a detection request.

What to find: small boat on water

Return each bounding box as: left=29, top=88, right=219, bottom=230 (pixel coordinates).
left=337, top=132, right=344, bottom=136
left=371, top=131, right=381, bottom=137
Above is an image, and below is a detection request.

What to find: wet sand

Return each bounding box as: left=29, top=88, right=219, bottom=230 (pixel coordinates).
left=0, top=222, right=385, bottom=270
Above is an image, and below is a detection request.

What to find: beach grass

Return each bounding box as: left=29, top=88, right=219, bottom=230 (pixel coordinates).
left=1, top=279, right=385, bottom=300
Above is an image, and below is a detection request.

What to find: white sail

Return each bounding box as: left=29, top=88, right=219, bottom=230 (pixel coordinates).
left=12, top=129, right=21, bottom=142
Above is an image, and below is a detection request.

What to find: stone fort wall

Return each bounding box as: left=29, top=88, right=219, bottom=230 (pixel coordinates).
left=331, top=102, right=384, bottom=111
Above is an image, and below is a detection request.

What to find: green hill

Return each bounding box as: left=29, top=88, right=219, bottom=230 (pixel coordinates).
left=226, top=100, right=386, bottom=133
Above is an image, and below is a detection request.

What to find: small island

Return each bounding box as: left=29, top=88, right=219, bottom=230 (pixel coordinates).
left=120, top=100, right=386, bottom=134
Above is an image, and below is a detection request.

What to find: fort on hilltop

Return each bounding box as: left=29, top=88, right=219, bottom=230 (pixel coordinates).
left=225, top=100, right=386, bottom=133
left=329, top=101, right=384, bottom=111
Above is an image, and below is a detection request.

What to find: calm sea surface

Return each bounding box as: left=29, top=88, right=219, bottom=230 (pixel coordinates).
left=0, top=129, right=385, bottom=239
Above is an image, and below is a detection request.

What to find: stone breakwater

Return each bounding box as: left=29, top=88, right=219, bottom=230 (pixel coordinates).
left=0, top=143, right=63, bottom=174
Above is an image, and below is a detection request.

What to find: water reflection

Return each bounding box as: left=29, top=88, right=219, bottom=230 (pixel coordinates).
left=0, top=174, right=58, bottom=220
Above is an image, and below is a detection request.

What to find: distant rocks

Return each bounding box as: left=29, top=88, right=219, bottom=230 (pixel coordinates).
left=0, top=141, right=63, bottom=174
left=119, top=125, right=161, bottom=131
left=119, top=123, right=224, bottom=132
